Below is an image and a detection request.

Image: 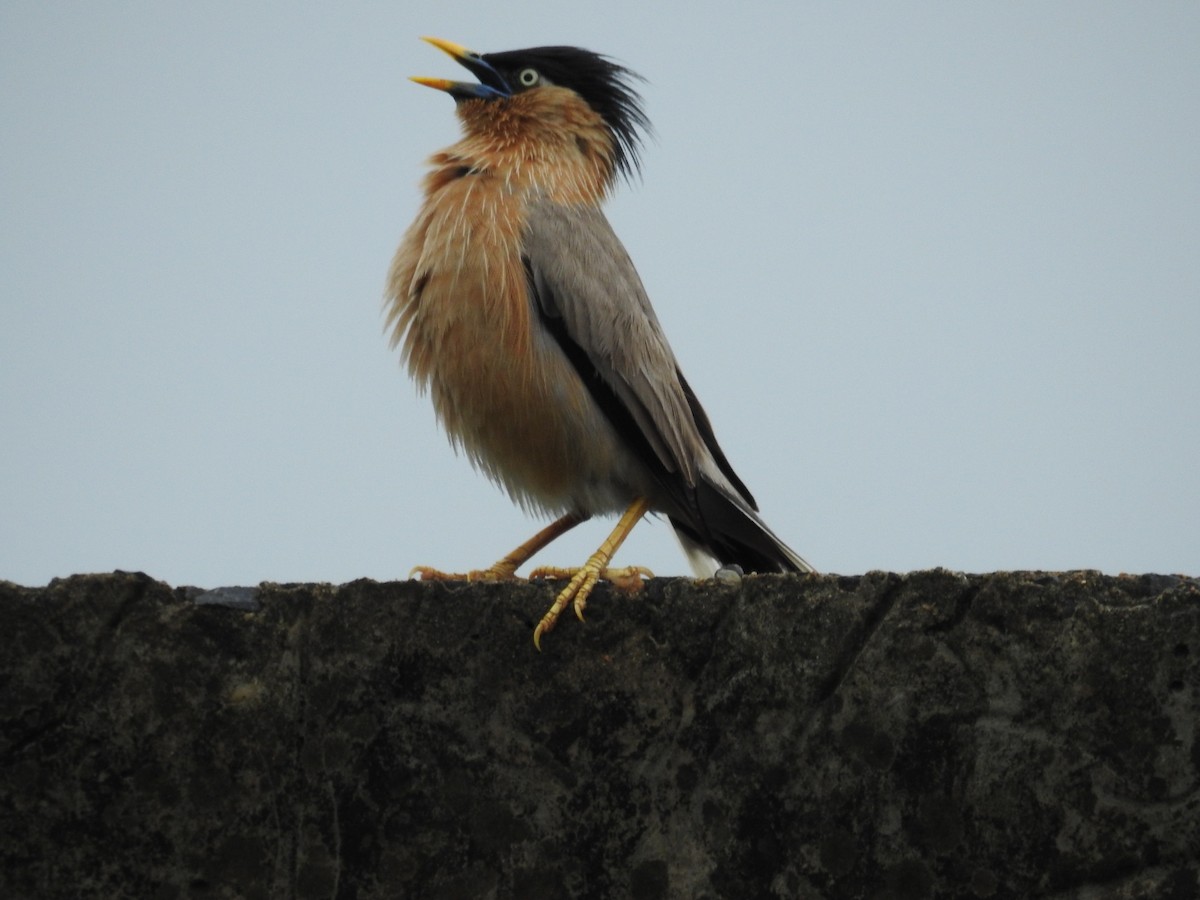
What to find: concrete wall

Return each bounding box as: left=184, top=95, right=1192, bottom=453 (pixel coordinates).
left=2, top=570, right=1197, bottom=898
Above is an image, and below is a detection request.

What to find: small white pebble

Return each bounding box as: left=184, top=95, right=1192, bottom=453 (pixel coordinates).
left=714, top=565, right=744, bottom=586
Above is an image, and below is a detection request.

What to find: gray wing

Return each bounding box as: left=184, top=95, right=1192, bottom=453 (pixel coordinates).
left=522, top=198, right=813, bottom=574
left=523, top=199, right=717, bottom=495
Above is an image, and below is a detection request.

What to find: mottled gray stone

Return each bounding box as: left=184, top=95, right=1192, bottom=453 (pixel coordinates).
left=185, top=585, right=262, bottom=611
left=1, top=569, right=1197, bottom=899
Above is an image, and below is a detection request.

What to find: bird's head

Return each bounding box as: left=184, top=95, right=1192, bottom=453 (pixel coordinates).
left=411, top=36, right=650, bottom=184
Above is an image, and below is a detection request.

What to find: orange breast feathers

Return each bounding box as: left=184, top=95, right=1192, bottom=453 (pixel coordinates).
left=384, top=90, right=621, bottom=507
left=386, top=85, right=619, bottom=379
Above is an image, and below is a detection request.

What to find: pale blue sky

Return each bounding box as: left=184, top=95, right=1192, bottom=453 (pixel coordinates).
left=3, top=3, right=1197, bottom=587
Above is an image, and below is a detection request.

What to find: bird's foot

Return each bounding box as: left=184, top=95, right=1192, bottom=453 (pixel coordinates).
left=530, top=564, right=653, bottom=593
left=530, top=563, right=653, bottom=649
left=409, top=561, right=521, bottom=582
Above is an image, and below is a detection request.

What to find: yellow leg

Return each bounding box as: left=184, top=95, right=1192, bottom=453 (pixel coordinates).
left=532, top=497, right=651, bottom=650
left=410, top=511, right=588, bottom=582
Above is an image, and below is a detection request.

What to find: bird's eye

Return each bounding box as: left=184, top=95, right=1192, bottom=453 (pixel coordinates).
left=517, top=68, right=539, bottom=87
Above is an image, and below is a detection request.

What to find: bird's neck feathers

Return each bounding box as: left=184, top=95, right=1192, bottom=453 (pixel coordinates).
left=427, top=88, right=617, bottom=204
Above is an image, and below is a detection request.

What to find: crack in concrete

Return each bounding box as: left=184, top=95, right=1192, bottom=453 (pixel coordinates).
left=802, top=574, right=906, bottom=736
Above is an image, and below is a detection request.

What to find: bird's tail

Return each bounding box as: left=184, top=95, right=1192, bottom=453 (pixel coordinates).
left=669, top=479, right=814, bottom=577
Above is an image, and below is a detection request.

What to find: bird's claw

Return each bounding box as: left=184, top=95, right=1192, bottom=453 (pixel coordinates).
left=530, top=564, right=653, bottom=650
left=530, top=564, right=653, bottom=590
left=604, top=565, right=654, bottom=592
left=408, top=562, right=520, bottom=582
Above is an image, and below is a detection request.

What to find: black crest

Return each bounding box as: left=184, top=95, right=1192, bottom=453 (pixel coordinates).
left=482, top=46, right=651, bottom=181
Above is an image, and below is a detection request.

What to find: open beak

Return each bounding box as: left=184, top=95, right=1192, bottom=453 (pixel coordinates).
left=411, top=36, right=512, bottom=100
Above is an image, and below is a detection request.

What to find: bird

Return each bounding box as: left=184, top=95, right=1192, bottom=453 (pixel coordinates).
left=386, top=37, right=814, bottom=648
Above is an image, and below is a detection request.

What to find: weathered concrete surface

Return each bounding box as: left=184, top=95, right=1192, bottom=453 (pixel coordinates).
left=1, top=570, right=1197, bottom=899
